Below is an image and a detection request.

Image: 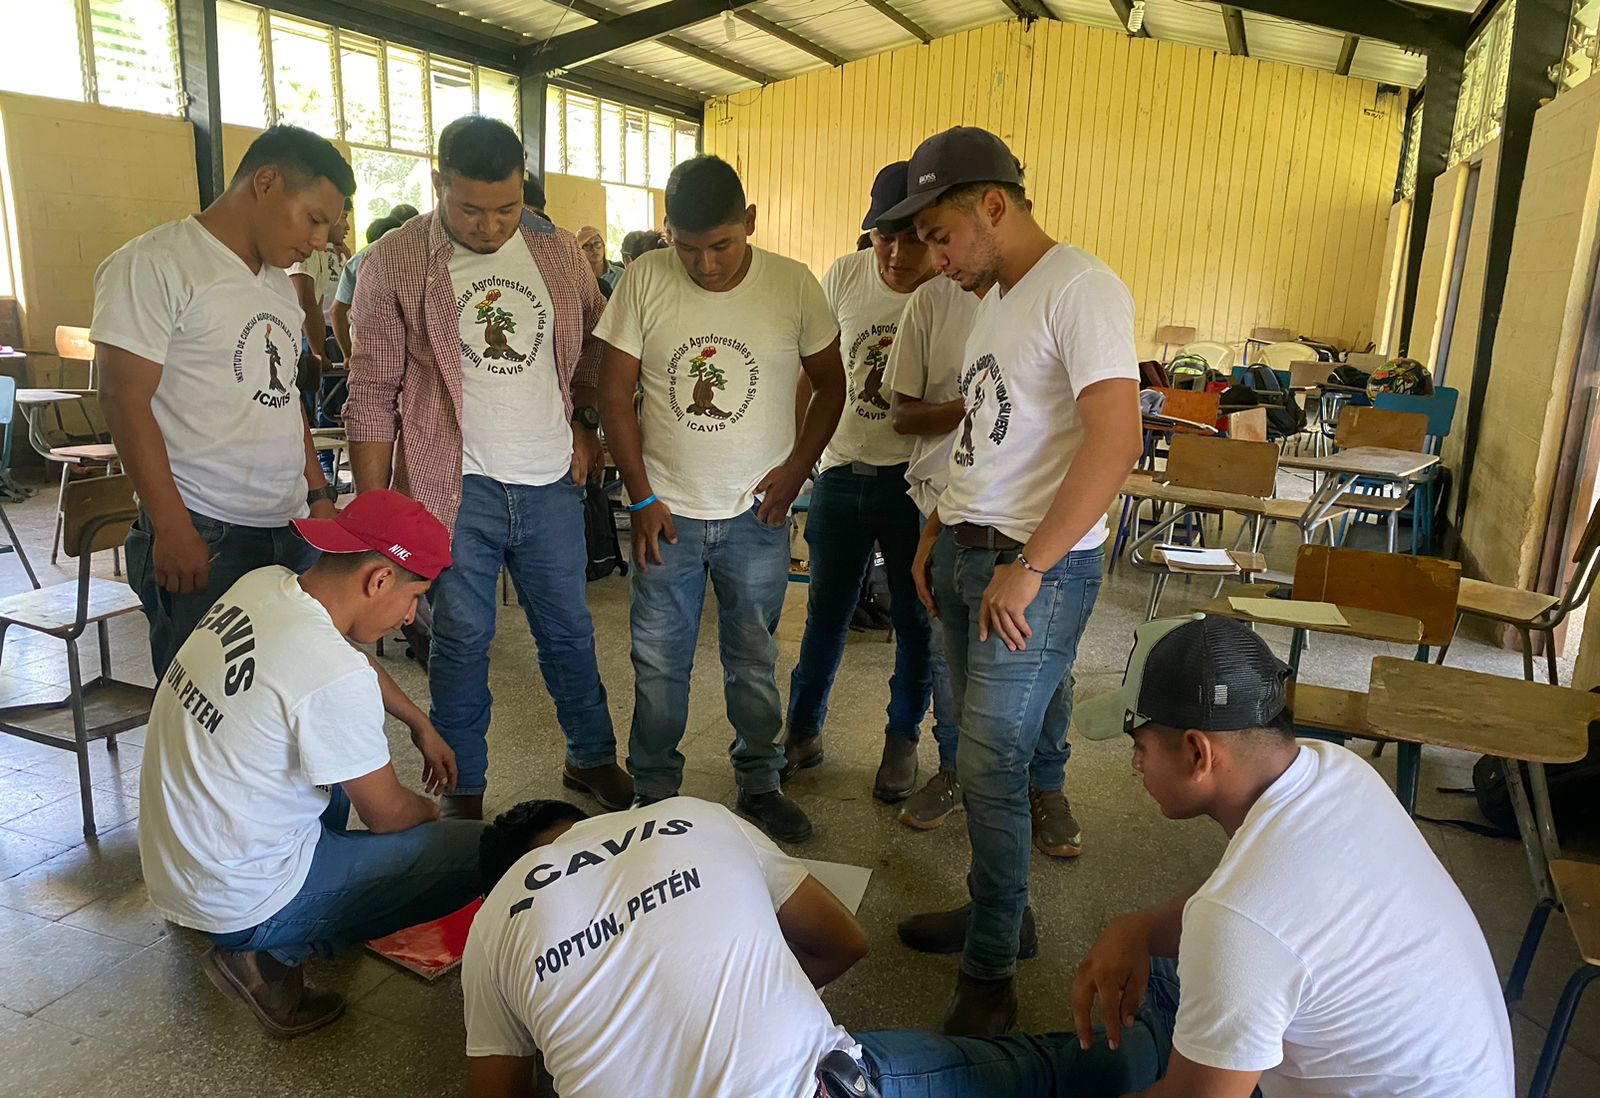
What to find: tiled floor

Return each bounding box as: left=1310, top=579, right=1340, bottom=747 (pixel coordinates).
left=0, top=467, right=1595, bottom=1096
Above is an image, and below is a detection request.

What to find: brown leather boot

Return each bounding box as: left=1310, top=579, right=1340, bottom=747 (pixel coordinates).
left=562, top=761, right=634, bottom=811
left=897, top=903, right=1038, bottom=959
left=941, top=971, right=1018, bottom=1036
left=439, top=793, right=484, bottom=820
left=873, top=736, right=919, bottom=803
left=201, top=948, right=346, bottom=1038
left=779, top=730, right=824, bottom=780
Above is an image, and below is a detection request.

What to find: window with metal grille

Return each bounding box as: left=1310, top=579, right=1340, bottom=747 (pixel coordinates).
left=0, top=0, right=180, bottom=115
left=1449, top=0, right=1515, bottom=165
left=544, top=85, right=701, bottom=189
left=1561, top=0, right=1600, bottom=92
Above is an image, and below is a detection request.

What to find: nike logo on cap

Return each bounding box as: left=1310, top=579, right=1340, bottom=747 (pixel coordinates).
left=389, top=544, right=412, bottom=561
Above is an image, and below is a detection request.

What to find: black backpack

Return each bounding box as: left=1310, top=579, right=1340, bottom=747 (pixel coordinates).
left=1243, top=365, right=1307, bottom=438
left=583, top=476, right=626, bottom=581
left=1473, top=690, right=1600, bottom=837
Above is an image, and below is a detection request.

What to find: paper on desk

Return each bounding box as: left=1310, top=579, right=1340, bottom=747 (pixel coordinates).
left=1228, top=597, right=1348, bottom=627
left=800, top=859, right=872, bottom=914
left=1157, top=545, right=1235, bottom=569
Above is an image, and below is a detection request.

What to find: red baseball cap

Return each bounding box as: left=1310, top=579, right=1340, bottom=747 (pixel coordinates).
left=291, top=489, right=452, bottom=580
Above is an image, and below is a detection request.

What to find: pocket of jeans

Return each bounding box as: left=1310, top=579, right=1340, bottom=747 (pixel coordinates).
left=189, top=514, right=230, bottom=552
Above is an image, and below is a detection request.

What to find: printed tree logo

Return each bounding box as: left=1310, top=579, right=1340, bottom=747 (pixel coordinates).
left=956, top=363, right=990, bottom=464
left=858, top=334, right=894, bottom=410
left=263, top=323, right=289, bottom=394
left=475, top=289, right=526, bottom=362
left=686, top=344, right=732, bottom=419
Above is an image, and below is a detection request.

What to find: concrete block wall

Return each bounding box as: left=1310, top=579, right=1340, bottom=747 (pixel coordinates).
left=0, top=93, right=199, bottom=351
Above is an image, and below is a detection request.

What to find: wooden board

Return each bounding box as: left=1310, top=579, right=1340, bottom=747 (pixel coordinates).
left=1166, top=435, right=1278, bottom=496
left=1336, top=406, right=1429, bottom=451
left=1225, top=406, right=1268, bottom=442
left=1366, top=657, right=1599, bottom=763
left=1196, top=595, right=1423, bottom=644
left=1288, top=682, right=1370, bottom=736
left=1119, top=478, right=1271, bottom=517
left=1292, top=545, right=1460, bottom=647
left=1150, top=386, right=1220, bottom=426
left=1279, top=446, right=1437, bottom=480
left=1550, top=860, right=1600, bottom=965
left=0, top=578, right=143, bottom=633
left=1455, top=576, right=1561, bottom=626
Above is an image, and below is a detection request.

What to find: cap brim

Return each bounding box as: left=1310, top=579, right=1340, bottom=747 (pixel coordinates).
left=290, top=516, right=373, bottom=555
left=876, top=185, right=950, bottom=228
left=1073, top=683, right=1143, bottom=741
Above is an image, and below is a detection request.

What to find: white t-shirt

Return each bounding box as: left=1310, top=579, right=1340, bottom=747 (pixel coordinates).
left=138, top=566, right=389, bottom=934
left=450, top=237, right=573, bottom=487
left=288, top=246, right=342, bottom=324
left=883, top=276, right=982, bottom=516
left=91, top=217, right=310, bottom=527
left=937, top=243, right=1138, bottom=546
left=464, top=797, right=855, bottom=1097
left=1174, top=742, right=1514, bottom=1098
left=594, top=247, right=839, bottom=520
left=818, top=249, right=915, bottom=472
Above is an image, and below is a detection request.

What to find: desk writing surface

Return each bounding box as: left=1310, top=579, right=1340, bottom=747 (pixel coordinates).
left=1366, top=657, right=1596, bottom=763
left=1196, top=596, right=1422, bottom=644
left=1278, top=447, right=1436, bottom=480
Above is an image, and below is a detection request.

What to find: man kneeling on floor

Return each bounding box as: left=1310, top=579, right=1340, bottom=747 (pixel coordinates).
left=464, top=795, right=1151, bottom=1098
left=138, top=489, right=488, bottom=1037
left=1068, top=614, right=1514, bottom=1097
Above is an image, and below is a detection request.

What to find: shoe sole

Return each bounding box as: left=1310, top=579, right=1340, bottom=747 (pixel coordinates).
left=898, top=803, right=959, bottom=831
left=200, top=951, right=346, bottom=1039
left=562, top=772, right=631, bottom=812
left=780, top=750, right=824, bottom=782
left=735, top=803, right=813, bottom=844
left=873, top=780, right=916, bottom=805
left=1033, top=834, right=1083, bottom=859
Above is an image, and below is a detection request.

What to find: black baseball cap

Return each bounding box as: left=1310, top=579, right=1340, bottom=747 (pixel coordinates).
left=863, top=161, right=911, bottom=231
left=877, top=126, right=1025, bottom=225
left=1075, top=615, right=1292, bottom=740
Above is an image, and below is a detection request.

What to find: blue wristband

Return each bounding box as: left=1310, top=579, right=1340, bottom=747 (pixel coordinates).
left=627, top=494, right=658, bottom=512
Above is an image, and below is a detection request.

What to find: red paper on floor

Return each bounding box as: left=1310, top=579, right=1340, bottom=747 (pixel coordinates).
left=367, top=898, right=483, bottom=979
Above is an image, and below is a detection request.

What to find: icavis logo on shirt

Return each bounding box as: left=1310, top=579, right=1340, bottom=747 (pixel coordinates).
left=847, top=325, right=895, bottom=422
left=666, top=336, right=759, bottom=433
left=954, top=354, right=1011, bottom=467
left=231, top=312, right=298, bottom=412
left=457, top=276, right=549, bottom=375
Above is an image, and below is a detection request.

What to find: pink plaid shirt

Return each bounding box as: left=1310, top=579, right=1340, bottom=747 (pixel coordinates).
left=344, top=210, right=605, bottom=532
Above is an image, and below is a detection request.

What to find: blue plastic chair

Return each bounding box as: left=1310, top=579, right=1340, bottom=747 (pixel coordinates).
left=1373, top=387, right=1459, bottom=553
left=0, top=377, right=39, bottom=588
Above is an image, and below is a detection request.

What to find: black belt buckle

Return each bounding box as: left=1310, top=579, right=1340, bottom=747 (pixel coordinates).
left=817, top=1050, right=878, bottom=1098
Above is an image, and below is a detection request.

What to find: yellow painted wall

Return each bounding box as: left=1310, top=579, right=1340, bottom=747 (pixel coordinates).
left=1370, top=199, right=1411, bottom=355
left=545, top=172, right=607, bottom=235
left=1407, top=164, right=1468, bottom=370
left=704, top=20, right=1404, bottom=353
left=0, top=93, right=198, bottom=350
left=1436, top=139, right=1501, bottom=491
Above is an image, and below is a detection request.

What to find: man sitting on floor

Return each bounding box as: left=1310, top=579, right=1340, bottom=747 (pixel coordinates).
left=464, top=795, right=1149, bottom=1098
left=139, top=490, right=487, bottom=1038
left=1069, top=614, right=1514, bottom=1098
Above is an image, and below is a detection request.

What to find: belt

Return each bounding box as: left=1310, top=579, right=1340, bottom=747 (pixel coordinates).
left=844, top=460, right=909, bottom=477
left=951, top=522, right=1023, bottom=551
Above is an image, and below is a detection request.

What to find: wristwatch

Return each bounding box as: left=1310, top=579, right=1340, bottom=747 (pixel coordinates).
left=572, top=405, right=602, bottom=431
left=307, top=484, right=339, bottom=506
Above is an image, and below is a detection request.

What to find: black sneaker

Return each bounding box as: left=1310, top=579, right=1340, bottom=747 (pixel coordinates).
left=736, top=789, right=813, bottom=843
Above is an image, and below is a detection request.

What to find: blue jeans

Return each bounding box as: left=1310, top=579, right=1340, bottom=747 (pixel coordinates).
left=429, top=475, right=615, bottom=795
left=125, top=509, right=320, bottom=680
left=628, top=505, right=791, bottom=798
left=206, top=787, right=487, bottom=967
left=788, top=464, right=932, bottom=741
left=933, top=529, right=1104, bottom=979
left=853, top=959, right=1178, bottom=1096
left=922, top=512, right=1068, bottom=784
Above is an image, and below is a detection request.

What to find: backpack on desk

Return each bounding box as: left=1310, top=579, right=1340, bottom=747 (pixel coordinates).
left=1473, top=690, right=1600, bottom=837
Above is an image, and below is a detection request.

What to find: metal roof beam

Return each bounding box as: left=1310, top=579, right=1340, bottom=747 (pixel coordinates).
left=736, top=11, right=845, bottom=66
left=257, top=0, right=522, bottom=68
left=996, top=0, right=1055, bottom=23
left=1221, top=5, right=1247, bottom=55
left=1107, top=0, right=1151, bottom=39
left=1213, top=0, right=1471, bottom=51
left=859, top=0, right=933, bottom=44
left=557, top=60, right=705, bottom=116
left=522, top=0, right=780, bottom=85
left=1335, top=33, right=1358, bottom=76
left=524, top=0, right=763, bottom=72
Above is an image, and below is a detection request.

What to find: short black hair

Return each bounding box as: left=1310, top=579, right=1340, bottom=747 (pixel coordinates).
left=437, top=115, right=523, bottom=184
left=523, top=172, right=546, bottom=210
left=232, top=124, right=356, bottom=197
left=480, top=800, right=590, bottom=894
left=855, top=232, right=872, bottom=251
left=937, top=179, right=1028, bottom=214
left=665, top=155, right=746, bottom=234
left=389, top=203, right=419, bottom=222
left=365, top=216, right=399, bottom=245
left=308, top=548, right=424, bottom=586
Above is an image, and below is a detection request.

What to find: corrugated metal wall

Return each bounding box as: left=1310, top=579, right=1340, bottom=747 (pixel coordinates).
left=704, top=19, right=1405, bottom=350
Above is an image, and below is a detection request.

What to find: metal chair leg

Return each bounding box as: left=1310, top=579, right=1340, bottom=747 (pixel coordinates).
left=1527, top=964, right=1600, bottom=1098
left=66, top=639, right=96, bottom=836
left=1395, top=743, right=1420, bottom=815
left=50, top=462, right=70, bottom=565
left=1145, top=574, right=1169, bottom=622
left=1434, top=614, right=1462, bottom=667
left=1506, top=897, right=1556, bottom=1007
left=96, top=619, right=116, bottom=751
left=1387, top=508, right=1398, bottom=553
left=0, top=502, right=39, bottom=588
left=1541, top=627, right=1558, bottom=686
left=1519, top=627, right=1536, bottom=682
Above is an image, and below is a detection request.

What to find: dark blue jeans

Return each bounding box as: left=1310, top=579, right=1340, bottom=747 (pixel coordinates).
left=788, top=464, right=932, bottom=742
left=627, top=505, right=791, bottom=798
left=428, top=475, right=615, bottom=795
left=125, top=509, right=320, bottom=680
left=206, top=787, right=486, bottom=967
left=933, top=530, right=1104, bottom=979
left=853, top=959, right=1177, bottom=1096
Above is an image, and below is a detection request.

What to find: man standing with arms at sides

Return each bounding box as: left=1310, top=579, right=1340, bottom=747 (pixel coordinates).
left=346, top=115, right=628, bottom=820
left=882, top=127, right=1143, bottom=1033
left=780, top=161, right=939, bottom=804
left=596, top=155, right=845, bottom=843
left=93, top=125, right=352, bottom=678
